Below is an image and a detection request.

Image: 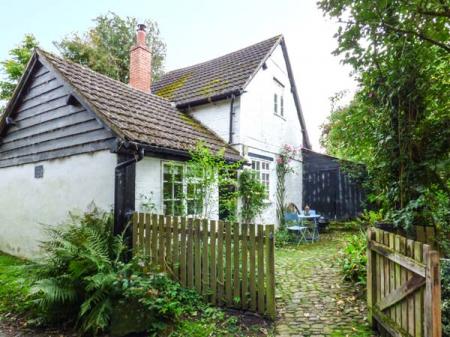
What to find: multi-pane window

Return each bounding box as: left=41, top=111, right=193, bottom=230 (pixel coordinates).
left=273, top=78, right=285, bottom=117
left=163, top=163, right=203, bottom=216
left=163, top=163, right=184, bottom=216
left=251, top=159, right=270, bottom=197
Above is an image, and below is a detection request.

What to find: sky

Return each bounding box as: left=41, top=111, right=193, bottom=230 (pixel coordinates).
left=0, top=0, right=357, bottom=151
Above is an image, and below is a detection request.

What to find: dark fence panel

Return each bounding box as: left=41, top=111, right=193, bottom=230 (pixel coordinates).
left=302, top=149, right=366, bottom=220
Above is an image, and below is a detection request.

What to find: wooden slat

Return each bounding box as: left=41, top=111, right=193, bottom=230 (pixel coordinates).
left=376, top=230, right=382, bottom=306
left=194, top=219, right=201, bottom=293
left=179, top=217, right=187, bottom=286
left=210, top=220, right=217, bottom=305
left=138, top=213, right=145, bottom=252
left=145, top=213, right=151, bottom=258
left=424, top=249, right=441, bottom=337
left=400, top=237, right=407, bottom=331
left=217, top=221, right=224, bottom=306
left=406, top=239, right=415, bottom=337
left=369, top=240, right=426, bottom=277
left=265, top=225, right=275, bottom=319
left=172, top=217, right=179, bottom=280
left=165, top=216, right=172, bottom=271
left=382, top=232, right=388, bottom=315
left=151, top=214, right=158, bottom=265
left=389, top=233, right=396, bottom=322
left=233, top=222, right=240, bottom=308
left=202, top=219, right=209, bottom=296
left=367, top=229, right=377, bottom=327
left=414, top=241, right=424, bottom=337
left=395, top=235, right=401, bottom=326
left=241, top=223, right=248, bottom=310
left=249, top=224, right=257, bottom=311
left=158, top=215, right=166, bottom=270
left=225, top=221, right=232, bottom=306
left=132, top=213, right=139, bottom=255
left=257, top=225, right=265, bottom=315
left=187, top=219, right=194, bottom=288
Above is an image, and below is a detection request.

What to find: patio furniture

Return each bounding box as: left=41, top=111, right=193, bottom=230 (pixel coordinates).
left=298, top=210, right=321, bottom=242
left=285, top=212, right=309, bottom=244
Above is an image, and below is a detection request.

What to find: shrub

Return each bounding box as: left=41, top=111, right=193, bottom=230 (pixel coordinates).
left=442, top=259, right=450, bottom=337
left=30, top=207, right=205, bottom=336
left=238, top=170, right=267, bottom=223
left=338, top=231, right=367, bottom=286
left=275, top=229, right=293, bottom=248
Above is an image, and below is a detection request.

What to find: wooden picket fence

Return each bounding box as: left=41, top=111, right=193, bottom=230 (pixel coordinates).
left=367, top=228, right=442, bottom=337
left=132, top=213, right=276, bottom=319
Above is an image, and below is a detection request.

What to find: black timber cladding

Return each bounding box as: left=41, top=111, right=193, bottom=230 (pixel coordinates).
left=0, top=62, right=115, bottom=168
left=302, top=149, right=366, bottom=220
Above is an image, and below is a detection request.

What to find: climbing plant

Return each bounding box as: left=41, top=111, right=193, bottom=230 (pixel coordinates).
left=238, top=170, right=267, bottom=224
left=276, top=145, right=298, bottom=230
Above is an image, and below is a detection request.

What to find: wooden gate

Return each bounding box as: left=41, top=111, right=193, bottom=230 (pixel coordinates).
left=367, top=228, right=442, bottom=337
left=132, top=213, right=276, bottom=319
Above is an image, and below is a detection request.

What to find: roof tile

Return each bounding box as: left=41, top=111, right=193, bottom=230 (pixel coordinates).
left=38, top=50, right=241, bottom=161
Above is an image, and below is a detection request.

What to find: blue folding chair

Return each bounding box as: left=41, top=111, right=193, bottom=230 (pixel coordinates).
left=285, top=212, right=309, bottom=244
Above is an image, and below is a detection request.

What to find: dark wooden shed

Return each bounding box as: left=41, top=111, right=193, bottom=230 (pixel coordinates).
left=302, top=148, right=366, bottom=220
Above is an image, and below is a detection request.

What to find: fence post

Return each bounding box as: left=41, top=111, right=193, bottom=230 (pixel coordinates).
left=424, top=250, right=441, bottom=337
left=367, top=228, right=377, bottom=328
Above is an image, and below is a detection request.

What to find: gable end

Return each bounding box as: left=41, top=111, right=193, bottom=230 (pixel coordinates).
left=0, top=60, right=116, bottom=168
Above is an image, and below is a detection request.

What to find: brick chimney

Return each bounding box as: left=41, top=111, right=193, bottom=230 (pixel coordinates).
left=129, top=24, right=151, bottom=92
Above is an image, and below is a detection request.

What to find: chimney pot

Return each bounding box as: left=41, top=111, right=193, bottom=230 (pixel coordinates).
left=129, top=24, right=152, bottom=93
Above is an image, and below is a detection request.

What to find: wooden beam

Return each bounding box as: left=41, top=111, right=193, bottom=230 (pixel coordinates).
left=424, top=250, right=441, bottom=337
left=373, top=307, right=410, bottom=337
left=369, top=240, right=426, bottom=277
left=378, top=274, right=425, bottom=311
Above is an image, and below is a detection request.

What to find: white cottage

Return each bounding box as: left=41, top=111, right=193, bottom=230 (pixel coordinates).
left=0, top=26, right=311, bottom=258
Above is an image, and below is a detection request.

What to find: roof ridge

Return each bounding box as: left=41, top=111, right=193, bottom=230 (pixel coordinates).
left=35, top=47, right=174, bottom=105
left=160, top=34, right=282, bottom=76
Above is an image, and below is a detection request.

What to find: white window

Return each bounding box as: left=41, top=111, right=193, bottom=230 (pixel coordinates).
left=162, top=163, right=203, bottom=216
left=273, top=78, right=285, bottom=117
left=251, top=159, right=270, bottom=197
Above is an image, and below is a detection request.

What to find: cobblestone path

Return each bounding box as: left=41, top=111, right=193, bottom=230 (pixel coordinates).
left=274, top=231, right=373, bottom=337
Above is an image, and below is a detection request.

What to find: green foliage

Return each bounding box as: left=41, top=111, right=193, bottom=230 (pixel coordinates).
left=338, top=232, right=367, bottom=286
left=55, top=12, right=166, bottom=83
left=318, top=0, right=450, bottom=239
left=275, top=229, right=294, bottom=248
left=0, top=34, right=39, bottom=106
left=276, top=145, right=299, bottom=230
left=0, top=253, right=34, bottom=318
left=239, top=170, right=267, bottom=224
left=30, top=206, right=203, bottom=335
left=442, top=259, right=450, bottom=337
left=187, top=142, right=241, bottom=220
left=30, top=206, right=126, bottom=334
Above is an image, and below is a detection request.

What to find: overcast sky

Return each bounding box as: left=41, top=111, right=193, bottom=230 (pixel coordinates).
left=0, top=0, right=357, bottom=151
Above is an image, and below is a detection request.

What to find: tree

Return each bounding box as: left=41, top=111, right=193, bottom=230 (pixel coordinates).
left=55, top=12, right=166, bottom=83
left=318, top=0, right=450, bottom=233
left=0, top=34, right=39, bottom=111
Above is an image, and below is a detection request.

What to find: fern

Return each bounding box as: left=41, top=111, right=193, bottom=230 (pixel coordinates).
left=31, top=206, right=124, bottom=335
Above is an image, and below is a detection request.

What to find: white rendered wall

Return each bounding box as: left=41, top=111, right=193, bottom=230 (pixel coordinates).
left=0, top=151, right=116, bottom=258
left=189, top=98, right=240, bottom=146
left=240, top=44, right=304, bottom=226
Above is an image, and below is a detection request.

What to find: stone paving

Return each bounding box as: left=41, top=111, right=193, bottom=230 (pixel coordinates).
left=274, top=231, right=374, bottom=337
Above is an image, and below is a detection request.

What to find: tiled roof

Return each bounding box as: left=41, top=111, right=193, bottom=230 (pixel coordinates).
left=152, top=35, right=282, bottom=106
left=37, top=49, right=241, bottom=161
